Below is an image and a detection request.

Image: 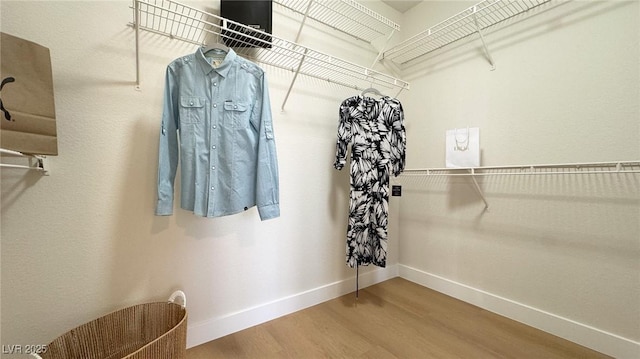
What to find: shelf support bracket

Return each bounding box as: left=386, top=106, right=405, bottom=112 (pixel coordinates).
left=134, top=0, right=141, bottom=90
left=380, top=58, right=401, bottom=79
left=0, top=149, right=49, bottom=175
left=468, top=169, right=489, bottom=210
left=281, top=47, right=309, bottom=111
left=280, top=0, right=314, bottom=110
left=294, top=0, right=315, bottom=43
left=394, top=85, right=406, bottom=99
left=371, top=29, right=396, bottom=69
left=472, top=7, right=495, bottom=71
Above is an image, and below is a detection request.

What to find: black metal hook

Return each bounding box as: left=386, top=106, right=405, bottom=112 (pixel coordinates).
left=0, top=77, right=16, bottom=121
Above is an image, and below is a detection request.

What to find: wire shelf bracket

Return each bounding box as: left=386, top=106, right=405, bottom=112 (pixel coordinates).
left=401, top=161, right=640, bottom=210
left=382, top=0, right=552, bottom=69
left=129, top=0, right=410, bottom=109
left=472, top=6, right=495, bottom=71
left=0, top=148, right=49, bottom=175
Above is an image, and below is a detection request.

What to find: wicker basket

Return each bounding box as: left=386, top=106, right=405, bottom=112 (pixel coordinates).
left=35, top=291, right=187, bottom=359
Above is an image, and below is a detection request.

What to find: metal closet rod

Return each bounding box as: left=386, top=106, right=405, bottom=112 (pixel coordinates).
left=402, top=161, right=640, bottom=176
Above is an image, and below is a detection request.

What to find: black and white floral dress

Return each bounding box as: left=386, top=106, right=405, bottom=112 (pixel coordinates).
left=334, top=95, right=406, bottom=268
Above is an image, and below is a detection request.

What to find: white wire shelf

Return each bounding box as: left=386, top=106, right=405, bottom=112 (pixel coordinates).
left=274, top=0, right=400, bottom=44
left=0, top=148, right=49, bottom=175
left=130, top=0, right=410, bottom=109
left=382, top=0, right=552, bottom=67
left=402, top=161, right=640, bottom=176
left=401, top=161, right=640, bottom=210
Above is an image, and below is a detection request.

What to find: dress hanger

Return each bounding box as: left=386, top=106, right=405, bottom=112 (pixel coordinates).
left=360, top=87, right=383, bottom=97
left=203, top=40, right=229, bottom=55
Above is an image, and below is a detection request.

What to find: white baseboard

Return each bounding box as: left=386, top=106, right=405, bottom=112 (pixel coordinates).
left=187, top=264, right=398, bottom=349
left=398, top=264, right=640, bottom=359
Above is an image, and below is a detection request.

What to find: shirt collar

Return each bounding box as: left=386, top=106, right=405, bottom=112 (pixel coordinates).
left=195, top=47, right=237, bottom=78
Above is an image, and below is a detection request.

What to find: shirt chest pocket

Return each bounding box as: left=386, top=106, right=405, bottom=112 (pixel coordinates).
left=180, top=96, right=205, bottom=124
left=224, top=101, right=249, bottom=129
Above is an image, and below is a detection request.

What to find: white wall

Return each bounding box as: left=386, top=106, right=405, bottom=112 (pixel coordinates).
left=0, top=0, right=402, bottom=355
left=397, top=1, right=639, bottom=358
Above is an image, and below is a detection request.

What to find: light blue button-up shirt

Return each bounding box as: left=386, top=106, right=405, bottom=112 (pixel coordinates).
left=156, top=48, right=280, bottom=220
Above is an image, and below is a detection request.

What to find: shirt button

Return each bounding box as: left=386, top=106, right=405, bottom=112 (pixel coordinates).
left=190, top=101, right=194, bottom=106
left=213, top=104, right=217, bottom=108
left=211, top=186, right=215, bottom=190
left=212, top=145, right=216, bottom=149
left=233, top=105, right=237, bottom=109
left=213, top=125, right=217, bottom=129
left=213, top=82, right=218, bottom=87
left=211, top=166, right=216, bottom=170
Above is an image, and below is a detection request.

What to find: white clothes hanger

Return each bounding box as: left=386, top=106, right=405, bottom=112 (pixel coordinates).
left=203, top=40, right=229, bottom=55
left=360, top=87, right=383, bottom=97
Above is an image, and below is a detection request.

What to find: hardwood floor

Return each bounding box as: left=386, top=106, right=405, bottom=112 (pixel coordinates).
left=186, top=278, right=610, bottom=358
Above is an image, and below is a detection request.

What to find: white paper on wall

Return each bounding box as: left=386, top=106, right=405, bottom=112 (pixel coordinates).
left=445, top=127, right=480, bottom=168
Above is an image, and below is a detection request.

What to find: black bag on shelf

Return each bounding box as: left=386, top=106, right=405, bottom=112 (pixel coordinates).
left=220, top=0, right=272, bottom=48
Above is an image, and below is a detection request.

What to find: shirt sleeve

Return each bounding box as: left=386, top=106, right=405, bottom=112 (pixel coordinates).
left=334, top=99, right=352, bottom=170
left=255, top=73, right=280, bottom=221
left=391, top=100, right=406, bottom=177
left=155, top=65, right=179, bottom=216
